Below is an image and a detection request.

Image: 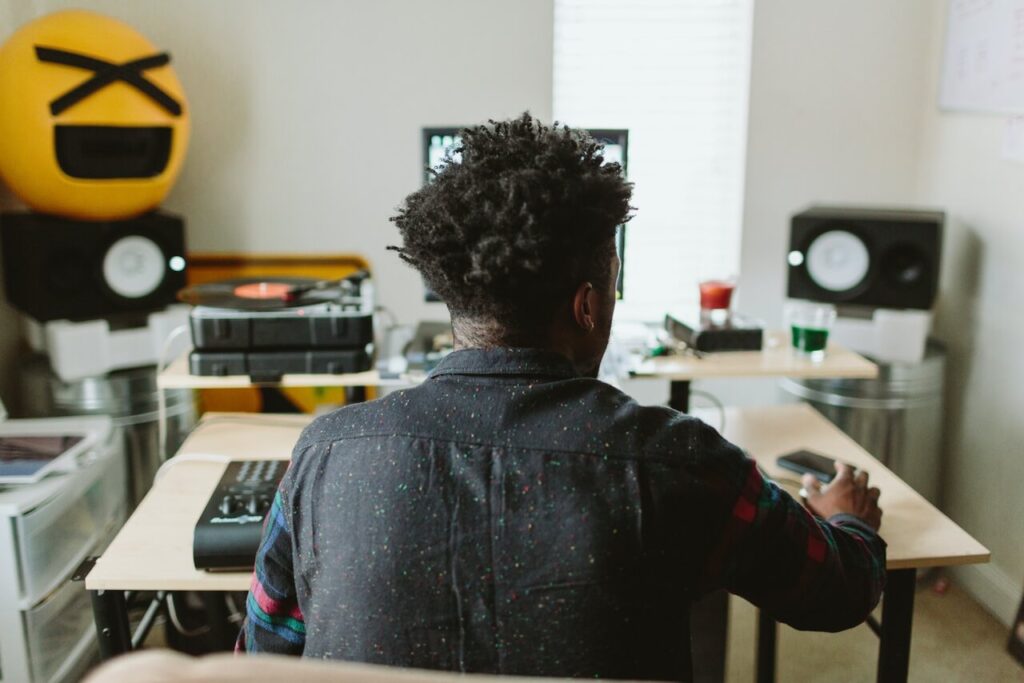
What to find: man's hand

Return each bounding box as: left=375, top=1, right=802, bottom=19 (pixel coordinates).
left=802, top=463, right=883, bottom=531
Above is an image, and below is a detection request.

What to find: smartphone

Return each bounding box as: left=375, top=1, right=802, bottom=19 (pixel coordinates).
left=776, top=449, right=851, bottom=483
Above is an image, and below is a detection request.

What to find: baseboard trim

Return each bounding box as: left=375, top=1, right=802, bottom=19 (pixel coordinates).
left=949, top=562, right=1022, bottom=627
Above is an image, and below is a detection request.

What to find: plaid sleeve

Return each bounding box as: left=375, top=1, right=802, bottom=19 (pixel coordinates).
left=237, top=488, right=306, bottom=654
left=695, top=435, right=887, bottom=632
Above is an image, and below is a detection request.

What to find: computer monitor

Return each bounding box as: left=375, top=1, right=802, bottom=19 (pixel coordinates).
left=421, top=127, right=629, bottom=300
left=586, top=129, right=629, bottom=298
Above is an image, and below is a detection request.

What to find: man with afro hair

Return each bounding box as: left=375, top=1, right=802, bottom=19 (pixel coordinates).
left=242, top=113, right=886, bottom=681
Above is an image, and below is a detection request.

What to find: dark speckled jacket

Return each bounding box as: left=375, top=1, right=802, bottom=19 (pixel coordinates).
left=242, top=348, right=886, bottom=681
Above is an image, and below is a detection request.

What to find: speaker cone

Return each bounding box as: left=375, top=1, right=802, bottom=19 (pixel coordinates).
left=103, top=235, right=166, bottom=299
left=805, top=229, right=870, bottom=293
left=881, top=243, right=929, bottom=288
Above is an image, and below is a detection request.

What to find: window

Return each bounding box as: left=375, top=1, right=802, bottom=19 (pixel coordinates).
left=553, top=0, right=753, bottom=321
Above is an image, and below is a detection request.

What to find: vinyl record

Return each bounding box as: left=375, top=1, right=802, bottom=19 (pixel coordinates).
left=177, top=277, right=342, bottom=310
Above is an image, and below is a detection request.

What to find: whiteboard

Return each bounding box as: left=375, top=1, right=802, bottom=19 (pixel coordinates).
left=940, top=0, right=1024, bottom=114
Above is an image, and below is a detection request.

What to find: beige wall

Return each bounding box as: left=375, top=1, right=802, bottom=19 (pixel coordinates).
left=737, top=0, right=934, bottom=327
left=0, top=0, right=554, bottom=409
left=912, top=4, right=1024, bottom=625
left=697, top=0, right=934, bottom=408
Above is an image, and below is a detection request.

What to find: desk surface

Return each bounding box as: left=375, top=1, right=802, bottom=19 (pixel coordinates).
left=632, top=331, right=878, bottom=381
left=704, top=403, right=989, bottom=571
left=156, top=356, right=420, bottom=390
left=86, top=405, right=986, bottom=592
left=87, top=413, right=312, bottom=592
left=158, top=331, right=877, bottom=389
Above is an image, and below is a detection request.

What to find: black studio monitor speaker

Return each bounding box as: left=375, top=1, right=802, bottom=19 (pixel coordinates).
left=787, top=206, right=943, bottom=310
left=0, top=211, right=187, bottom=322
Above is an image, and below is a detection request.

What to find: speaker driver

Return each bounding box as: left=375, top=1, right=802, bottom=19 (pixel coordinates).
left=881, top=243, right=929, bottom=287
left=788, top=207, right=942, bottom=310
left=102, top=235, right=166, bottom=299
left=805, top=229, right=870, bottom=292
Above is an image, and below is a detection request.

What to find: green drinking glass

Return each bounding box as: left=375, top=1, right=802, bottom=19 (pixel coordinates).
left=785, top=302, right=837, bottom=361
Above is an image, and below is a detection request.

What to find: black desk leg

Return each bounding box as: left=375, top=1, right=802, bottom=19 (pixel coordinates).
left=877, top=569, right=916, bottom=683
left=203, top=592, right=237, bottom=651
left=345, top=385, right=367, bottom=404
left=756, top=609, right=778, bottom=683
left=691, top=589, right=729, bottom=683
left=669, top=380, right=691, bottom=413
left=679, top=377, right=726, bottom=682
left=90, top=589, right=132, bottom=660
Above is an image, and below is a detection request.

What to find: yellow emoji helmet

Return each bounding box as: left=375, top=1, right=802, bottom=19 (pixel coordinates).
left=0, top=10, right=190, bottom=220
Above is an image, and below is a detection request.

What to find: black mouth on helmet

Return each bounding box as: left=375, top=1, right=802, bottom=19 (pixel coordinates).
left=55, top=125, right=172, bottom=179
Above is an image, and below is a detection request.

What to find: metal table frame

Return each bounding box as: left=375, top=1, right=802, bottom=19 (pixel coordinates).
left=754, top=569, right=918, bottom=683
left=73, top=558, right=164, bottom=659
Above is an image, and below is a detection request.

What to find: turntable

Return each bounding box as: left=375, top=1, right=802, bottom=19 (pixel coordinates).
left=179, top=273, right=374, bottom=382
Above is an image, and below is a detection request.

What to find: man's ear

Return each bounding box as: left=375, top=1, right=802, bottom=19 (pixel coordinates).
left=572, top=281, right=596, bottom=332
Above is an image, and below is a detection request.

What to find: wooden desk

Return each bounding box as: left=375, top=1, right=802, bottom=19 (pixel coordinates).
left=85, top=406, right=987, bottom=683
left=86, top=413, right=310, bottom=593
left=712, top=403, right=988, bottom=570
left=157, top=331, right=876, bottom=396
left=633, top=331, right=878, bottom=381
left=632, top=331, right=877, bottom=412
left=700, top=403, right=989, bottom=683
left=156, top=355, right=421, bottom=390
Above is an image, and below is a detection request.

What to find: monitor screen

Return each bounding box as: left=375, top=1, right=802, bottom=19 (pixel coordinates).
left=586, top=129, right=629, bottom=298
left=421, top=127, right=629, bottom=300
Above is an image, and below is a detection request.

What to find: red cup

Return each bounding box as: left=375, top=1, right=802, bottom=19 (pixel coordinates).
left=699, top=279, right=735, bottom=311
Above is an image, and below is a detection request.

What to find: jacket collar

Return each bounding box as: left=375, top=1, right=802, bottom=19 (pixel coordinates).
left=428, top=347, right=579, bottom=380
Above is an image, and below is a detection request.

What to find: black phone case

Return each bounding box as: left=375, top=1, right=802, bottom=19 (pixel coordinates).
left=776, top=449, right=839, bottom=483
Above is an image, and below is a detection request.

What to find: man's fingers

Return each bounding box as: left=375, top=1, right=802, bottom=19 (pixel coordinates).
left=833, top=461, right=854, bottom=481
left=868, top=486, right=881, bottom=500
left=870, top=508, right=883, bottom=530
left=801, top=473, right=821, bottom=494
left=854, top=469, right=869, bottom=489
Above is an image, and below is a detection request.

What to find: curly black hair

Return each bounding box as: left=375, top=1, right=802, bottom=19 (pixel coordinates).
left=390, top=113, right=633, bottom=334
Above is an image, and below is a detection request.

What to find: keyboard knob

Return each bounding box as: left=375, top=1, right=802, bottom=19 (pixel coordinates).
left=219, top=496, right=234, bottom=515
left=246, top=495, right=259, bottom=515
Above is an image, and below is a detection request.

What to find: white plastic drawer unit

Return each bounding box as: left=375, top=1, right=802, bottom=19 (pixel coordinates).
left=0, top=520, right=122, bottom=683
left=0, top=416, right=127, bottom=606
left=23, top=565, right=100, bottom=683
left=14, top=451, right=126, bottom=604
left=0, top=416, right=127, bottom=683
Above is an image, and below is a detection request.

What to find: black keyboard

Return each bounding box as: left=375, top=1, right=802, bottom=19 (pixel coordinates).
left=193, top=459, right=286, bottom=571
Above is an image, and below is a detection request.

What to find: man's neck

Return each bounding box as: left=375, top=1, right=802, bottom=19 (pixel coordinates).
left=451, top=316, right=597, bottom=376
left=451, top=322, right=552, bottom=352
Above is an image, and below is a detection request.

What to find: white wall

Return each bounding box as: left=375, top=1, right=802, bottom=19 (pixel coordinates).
left=739, top=0, right=1024, bottom=623
left=913, top=4, right=1024, bottom=625
left=695, top=0, right=935, bottom=408
left=0, top=0, right=554, bottom=408
left=738, top=0, right=934, bottom=328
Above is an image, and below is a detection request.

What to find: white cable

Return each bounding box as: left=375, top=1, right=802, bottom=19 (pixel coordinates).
left=153, top=451, right=232, bottom=482
left=156, top=324, right=191, bottom=463
left=225, top=592, right=245, bottom=625
left=689, top=389, right=726, bottom=434
left=165, top=592, right=211, bottom=637
left=373, top=305, right=398, bottom=330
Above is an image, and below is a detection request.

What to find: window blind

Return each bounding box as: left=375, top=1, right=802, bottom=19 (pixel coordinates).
left=553, top=0, right=753, bottom=321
